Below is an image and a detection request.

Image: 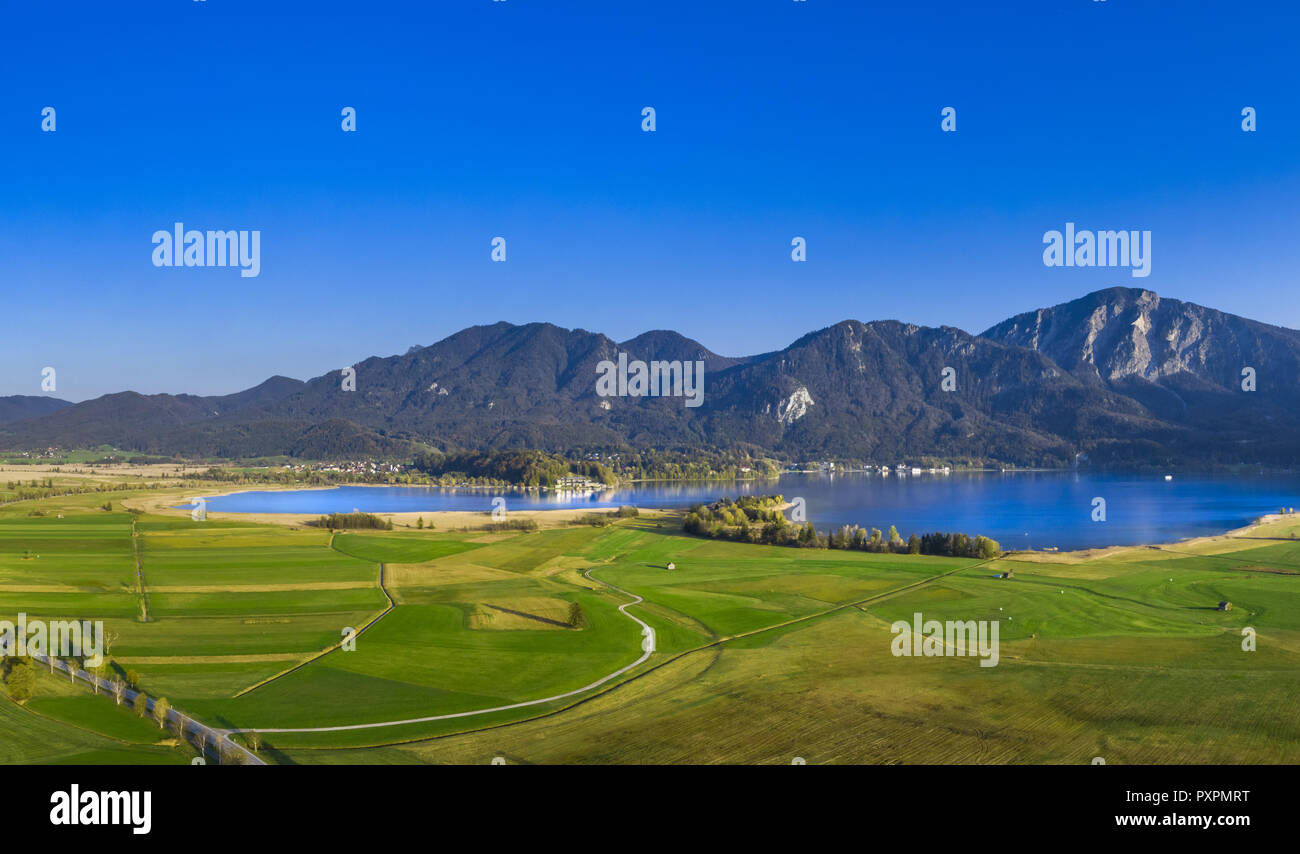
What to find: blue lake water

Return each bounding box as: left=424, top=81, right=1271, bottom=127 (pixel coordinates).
left=193, top=472, right=1300, bottom=551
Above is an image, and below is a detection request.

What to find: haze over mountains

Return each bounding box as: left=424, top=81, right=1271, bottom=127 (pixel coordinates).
left=5, top=288, right=1298, bottom=466
left=0, top=395, right=72, bottom=425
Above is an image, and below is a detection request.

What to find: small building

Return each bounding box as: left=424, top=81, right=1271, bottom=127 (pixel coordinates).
left=1218, top=601, right=1232, bottom=612
left=666, top=562, right=676, bottom=571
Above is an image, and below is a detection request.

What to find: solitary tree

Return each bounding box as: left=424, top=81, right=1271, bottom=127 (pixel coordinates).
left=152, top=697, right=171, bottom=729
left=111, top=679, right=126, bottom=706
left=247, top=731, right=263, bottom=753
left=132, top=692, right=148, bottom=718
left=4, top=659, right=35, bottom=702
left=976, top=536, right=1001, bottom=560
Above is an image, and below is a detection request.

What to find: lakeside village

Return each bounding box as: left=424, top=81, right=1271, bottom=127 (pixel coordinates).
left=785, top=461, right=953, bottom=476
left=8, top=447, right=956, bottom=495
left=289, top=458, right=955, bottom=481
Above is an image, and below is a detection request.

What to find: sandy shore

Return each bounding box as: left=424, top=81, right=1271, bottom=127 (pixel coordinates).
left=125, top=486, right=669, bottom=530
left=1005, top=512, right=1300, bottom=563
left=121, top=482, right=1298, bottom=554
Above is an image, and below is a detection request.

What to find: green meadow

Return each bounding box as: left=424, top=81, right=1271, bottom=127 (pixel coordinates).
left=2, top=484, right=1299, bottom=763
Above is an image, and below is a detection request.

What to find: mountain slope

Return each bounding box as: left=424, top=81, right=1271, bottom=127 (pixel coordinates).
left=981, top=287, right=1300, bottom=462
left=3, top=294, right=1296, bottom=465
left=982, top=287, right=1300, bottom=398
left=704, top=319, right=1164, bottom=463
left=0, top=396, right=72, bottom=424
left=0, top=376, right=308, bottom=452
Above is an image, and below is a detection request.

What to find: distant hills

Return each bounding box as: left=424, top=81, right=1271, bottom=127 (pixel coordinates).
left=0, top=395, right=72, bottom=424
left=4, top=288, right=1298, bottom=466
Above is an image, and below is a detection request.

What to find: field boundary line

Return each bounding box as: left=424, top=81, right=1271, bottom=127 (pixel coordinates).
left=132, top=519, right=151, bottom=623
left=232, top=559, right=395, bottom=698
left=1152, top=543, right=1300, bottom=569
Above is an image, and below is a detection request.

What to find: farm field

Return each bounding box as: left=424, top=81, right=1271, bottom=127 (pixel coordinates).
left=3, top=485, right=1299, bottom=764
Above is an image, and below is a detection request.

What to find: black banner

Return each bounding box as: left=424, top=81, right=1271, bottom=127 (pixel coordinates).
left=14, top=764, right=1282, bottom=840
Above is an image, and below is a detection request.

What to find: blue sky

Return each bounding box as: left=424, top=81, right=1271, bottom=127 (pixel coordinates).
left=3, top=0, right=1297, bottom=401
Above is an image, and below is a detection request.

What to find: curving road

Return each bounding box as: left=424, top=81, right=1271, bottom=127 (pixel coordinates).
left=249, top=567, right=654, bottom=734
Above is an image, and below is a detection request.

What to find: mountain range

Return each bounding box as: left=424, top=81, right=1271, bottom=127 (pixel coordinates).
left=4, top=287, right=1298, bottom=467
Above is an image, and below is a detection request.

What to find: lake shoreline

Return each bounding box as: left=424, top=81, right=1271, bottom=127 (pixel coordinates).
left=126, top=478, right=1300, bottom=559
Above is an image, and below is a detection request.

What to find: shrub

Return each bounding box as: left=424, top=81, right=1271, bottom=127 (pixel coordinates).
left=306, top=512, right=391, bottom=530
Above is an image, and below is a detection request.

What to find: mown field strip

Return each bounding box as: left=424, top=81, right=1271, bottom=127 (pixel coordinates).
left=113, top=653, right=310, bottom=665
left=147, top=581, right=375, bottom=593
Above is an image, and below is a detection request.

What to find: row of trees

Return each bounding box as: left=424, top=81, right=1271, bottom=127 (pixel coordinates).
left=3, top=653, right=145, bottom=702
left=2, top=479, right=143, bottom=505
left=6, top=478, right=56, bottom=490
left=683, top=496, right=1001, bottom=558
left=2, top=654, right=259, bottom=763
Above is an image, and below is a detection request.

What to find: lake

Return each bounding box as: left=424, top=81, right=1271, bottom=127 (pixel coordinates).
left=192, top=471, right=1300, bottom=551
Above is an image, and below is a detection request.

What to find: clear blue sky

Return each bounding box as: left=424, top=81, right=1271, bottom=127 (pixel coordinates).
left=3, top=0, right=1297, bottom=401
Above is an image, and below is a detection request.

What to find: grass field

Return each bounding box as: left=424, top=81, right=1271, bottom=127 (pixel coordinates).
left=3, top=482, right=1299, bottom=764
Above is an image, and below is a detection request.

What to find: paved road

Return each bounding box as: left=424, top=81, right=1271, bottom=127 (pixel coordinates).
left=31, top=652, right=265, bottom=766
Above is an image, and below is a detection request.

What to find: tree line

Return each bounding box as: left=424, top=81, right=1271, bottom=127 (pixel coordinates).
left=307, top=512, right=393, bottom=530
left=682, top=495, right=1000, bottom=558
left=411, top=450, right=616, bottom=488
